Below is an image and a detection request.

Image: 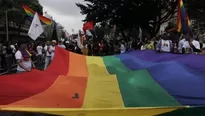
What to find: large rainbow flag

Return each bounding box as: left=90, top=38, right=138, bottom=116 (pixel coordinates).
left=22, top=4, right=52, bottom=25
left=0, top=47, right=205, bottom=116
left=177, top=0, right=191, bottom=34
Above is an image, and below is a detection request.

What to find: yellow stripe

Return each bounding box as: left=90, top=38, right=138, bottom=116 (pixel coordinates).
left=1, top=107, right=188, bottom=116
left=180, top=0, right=183, bottom=7
left=25, top=49, right=32, bottom=56
left=177, top=22, right=181, bottom=32
left=82, top=56, right=124, bottom=108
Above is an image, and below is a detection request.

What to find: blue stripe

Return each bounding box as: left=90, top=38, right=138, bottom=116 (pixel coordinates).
left=116, top=52, right=205, bottom=106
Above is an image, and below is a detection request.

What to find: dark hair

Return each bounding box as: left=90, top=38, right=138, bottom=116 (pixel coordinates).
left=17, top=41, right=27, bottom=48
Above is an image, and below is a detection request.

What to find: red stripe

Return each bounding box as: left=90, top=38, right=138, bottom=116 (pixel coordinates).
left=22, top=4, right=35, bottom=14
left=46, top=47, right=70, bottom=75
left=0, top=47, right=69, bottom=105
left=0, top=70, right=58, bottom=105
left=22, top=4, right=51, bottom=24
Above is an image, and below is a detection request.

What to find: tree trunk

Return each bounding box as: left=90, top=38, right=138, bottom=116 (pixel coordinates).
left=152, top=23, right=161, bottom=37
left=120, top=27, right=127, bottom=42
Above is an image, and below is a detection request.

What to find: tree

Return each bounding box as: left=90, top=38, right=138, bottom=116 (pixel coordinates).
left=165, top=21, right=175, bottom=32
left=76, top=0, right=177, bottom=37
left=185, top=0, right=205, bottom=21
left=0, top=0, right=42, bottom=38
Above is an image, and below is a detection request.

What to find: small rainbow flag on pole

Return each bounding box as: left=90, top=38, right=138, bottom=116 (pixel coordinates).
left=176, top=0, right=191, bottom=34
left=22, top=4, right=52, bottom=25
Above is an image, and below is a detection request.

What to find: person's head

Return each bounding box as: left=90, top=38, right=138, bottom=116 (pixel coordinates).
left=162, top=33, right=168, bottom=40
left=7, top=41, right=11, bottom=45
left=184, top=33, right=192, bottom=41
left=46, top=41, right=50, bottom=46
left=18, top=41, right=27, bottom=50
left=59, top=41, right=63, bottom=45
left=121, top=40, right=125, bottom=44
left=38, top=42, right=42, bottom=46
left=51, top=40, right=57, bottom=46
left=147, top=39, right=151, bottom=44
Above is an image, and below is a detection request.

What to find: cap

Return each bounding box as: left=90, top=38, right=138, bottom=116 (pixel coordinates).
left=52, top=40, right=57, bottom=43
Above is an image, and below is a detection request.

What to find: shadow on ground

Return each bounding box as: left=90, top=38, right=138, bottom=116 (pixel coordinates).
left=0, top=111, right=58, bottom=116
left=156, top=107, right=205, bottom=116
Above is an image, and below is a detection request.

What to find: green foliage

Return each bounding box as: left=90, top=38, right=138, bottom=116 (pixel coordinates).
left=0, top=0, right=42, bottom=26
left=165, top=22, right=175, bottom=32
left=76, top=0, right=177, bottom=36
left=184, top=0, right=205, bottom=21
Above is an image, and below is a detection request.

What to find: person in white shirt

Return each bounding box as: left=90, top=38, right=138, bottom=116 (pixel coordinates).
left=36, top=43, right=43, bottom=64
left=141, top=42, right=146, bottom=50
left=156, top=33, right=172, bottom=52
left=10, top=44, right=16, bottom=64
left=44, top=41, right=51, bottom=70
left=178, top=38, right=186, bottom=53
left=15, top=42, right=35, bottom=73
left=58, top=41, right=66, bottom=49
left=44, top=40, right=56, bottom=70
left=10, top=44, right=16, bottom=54
left=183, top=33, right=201, bottom=54
left=50, top=40, right=56, bottom=60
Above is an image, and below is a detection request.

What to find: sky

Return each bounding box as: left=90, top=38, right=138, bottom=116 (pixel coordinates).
left=38, top=0, right=85, bottom=33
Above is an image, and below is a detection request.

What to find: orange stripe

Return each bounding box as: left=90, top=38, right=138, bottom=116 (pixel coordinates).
left=67, top=52, right=88, bottom=78
left=1, top=75, right=87, bottom=108
left=1, top=51, right=89, bottom=108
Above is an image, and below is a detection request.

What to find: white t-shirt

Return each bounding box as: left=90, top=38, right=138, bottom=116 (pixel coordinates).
left=50, top=46, right=55, bottom=60
left=178, top=38, right=186, bottom=53
left=10, top=45, right=16, bottom=53
left=58, top=44, right=66, bottom=49
left=160, top=39, right=172, bottom=52
left=120, top=44, right=126, bottom=54
left=15, top=50, right=32, bottom=72
left=36, top=45, right=43, bottom=55
left=44, top=45, right=52, bottom=57
left=183, top=40, right=200, bottom=50
left=192, top=40, right=200, bottom=49
left=141, top=45, right=146, bottom=50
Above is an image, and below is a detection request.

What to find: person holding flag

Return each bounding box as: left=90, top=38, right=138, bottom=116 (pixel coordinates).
left=77, top=30, right=88, bottom=55
left=15, top=42, right=35, bottom=73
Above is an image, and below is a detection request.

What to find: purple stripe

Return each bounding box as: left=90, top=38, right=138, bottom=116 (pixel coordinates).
left=116, top=51, right=205, bottom=106
left=125, top=50, right=205, bottom=72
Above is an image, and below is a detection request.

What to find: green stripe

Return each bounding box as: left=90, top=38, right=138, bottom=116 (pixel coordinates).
left=103, top=56, right=181, bottom=107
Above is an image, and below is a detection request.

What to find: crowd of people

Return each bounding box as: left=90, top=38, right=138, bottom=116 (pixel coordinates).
left=0, top=31, right=205, bottom=75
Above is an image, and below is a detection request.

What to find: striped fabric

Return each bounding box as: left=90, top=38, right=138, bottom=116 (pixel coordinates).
left=177, top=0, right=191, bottom=34
left=0, top=47, right=205, bottom=116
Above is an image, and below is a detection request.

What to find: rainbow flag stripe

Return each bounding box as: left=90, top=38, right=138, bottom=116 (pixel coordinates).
left=22, top=4, right=52, bottom=25
left=0, top=47, right=205, bottom=115
left=177, top=0, right=191, bottom=33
